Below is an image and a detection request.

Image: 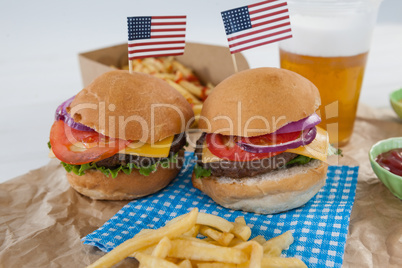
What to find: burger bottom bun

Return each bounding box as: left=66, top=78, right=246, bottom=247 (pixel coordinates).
left=66, top=151, right=184, bottom=201
left=192, top=159, right=328, bottom=214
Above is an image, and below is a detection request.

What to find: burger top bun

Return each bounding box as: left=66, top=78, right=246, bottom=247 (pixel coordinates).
left=69, top=70, right=194, bottom=143
left=198, top=67, right=321, bottom=137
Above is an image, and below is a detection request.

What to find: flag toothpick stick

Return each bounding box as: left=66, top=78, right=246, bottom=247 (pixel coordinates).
left=129, top=60, right=133, bottom=74
left=231, top=54, right=239, bottom=73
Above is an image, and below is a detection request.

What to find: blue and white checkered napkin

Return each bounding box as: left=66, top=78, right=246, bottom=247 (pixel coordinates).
left=83, top=152, right=358, bottom=268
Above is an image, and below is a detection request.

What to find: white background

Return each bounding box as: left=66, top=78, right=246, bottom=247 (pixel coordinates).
left=1, top=0, right=402, bottom=183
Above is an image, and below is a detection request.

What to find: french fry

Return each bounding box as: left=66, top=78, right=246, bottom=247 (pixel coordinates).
left=232, top=221, right=252, bottom=241
left=165, top=80, right=202, bottom=104
left=263, top=231, right=294, bottom=257
left=165, top=257, right=182, bottom=264
left=153, top=72, right=177, bottom=81
left=133, top=252, right=179, bottom=268
left=87, top=208, right=198, bottom=268
left=192, top=104, right=203, bottom=116
left=89, top=211, right=306, bottom=268
left=179, top=80, right=203, bottom=99
left=235, top=216, right=247, bottom=225
left=162, top=56, right=174, bottom=70
left=251, top=235, right=267, bottom=245
left=133, top=244, right=156, bottom=256
left=201, top=237, right=217, bottom=244
left=152, top=236, right=172, bottom=258
left=172, top=61, right=193, bottom=78
left=261, top=256, right=308, bottom=268
left=121, top=56, right=214, bottom=108
left=228, top=237, right=245, bottom=247
left=196, top=263, right=238, bottom=268
left=176, top=235, right=216, bottom=245
left=178, top=259, right=192, bottom=268
left=196, top=212, right=234, bottom=233
left=182, top=224, right=200, bottom=237
left=199, top=226, right=234, bottom=246
left=234, top=241, right=263, bottom=268
left=167, top=239, right=248, bottom=264
left=144, top=58, right=165, bottom=72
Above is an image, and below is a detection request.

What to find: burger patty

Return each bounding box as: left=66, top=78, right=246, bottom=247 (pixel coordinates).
left=195, top=133, right=298, bottom=178
left=95, top=133, right=187, bottom=169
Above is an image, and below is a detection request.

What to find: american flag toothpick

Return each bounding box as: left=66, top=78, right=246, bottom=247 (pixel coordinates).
left=127, top=15, right=187, bottom=73
left=221, top=0, right=292, bottom=71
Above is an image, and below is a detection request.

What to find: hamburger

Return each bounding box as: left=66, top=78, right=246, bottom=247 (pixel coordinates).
left=192, top=67, right=329, bottom=214
left=49, top=70, right=194, bottom=200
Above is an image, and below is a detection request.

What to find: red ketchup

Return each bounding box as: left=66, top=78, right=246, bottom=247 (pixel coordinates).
left=375, top=148, right=402, bottom=176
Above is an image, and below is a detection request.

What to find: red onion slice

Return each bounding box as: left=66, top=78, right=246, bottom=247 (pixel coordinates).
left=55, top=96, right=94, bottom=132
left=275, top=113, right=321, bottom=134
left=237, top=127, right=317, bottom=153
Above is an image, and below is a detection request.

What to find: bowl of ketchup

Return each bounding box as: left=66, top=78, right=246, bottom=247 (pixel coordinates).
left=369, top=137, right=402, bottom=199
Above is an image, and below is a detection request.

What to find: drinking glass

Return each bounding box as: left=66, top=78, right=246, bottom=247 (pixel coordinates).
left=279, top=0, right=383, bottom=146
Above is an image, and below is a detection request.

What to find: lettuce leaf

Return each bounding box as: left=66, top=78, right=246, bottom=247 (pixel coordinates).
left=61, top=152, right=179, bottom=179
left=194, top=155, right=314, bottom=179
left=328, top=144, right=343, bottom=156
left=285, top=155, right=313, bottom=166
left=194, top=164, right=212, bottom=179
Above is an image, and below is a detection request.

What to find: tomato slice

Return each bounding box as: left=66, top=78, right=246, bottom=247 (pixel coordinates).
left=240, top=131, right=302, bottom=146
left=206, top=131, right=302, bottom=162
left=205, top=133, right=280, bottom=162
left=50, top=120, right=130, bottom=165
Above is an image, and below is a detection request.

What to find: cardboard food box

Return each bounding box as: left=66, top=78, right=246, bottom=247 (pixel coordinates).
left=78, top=42, right=249, bottom=88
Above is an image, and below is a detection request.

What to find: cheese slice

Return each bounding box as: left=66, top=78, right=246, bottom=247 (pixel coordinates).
left=285, top=127, right=329, bottom=162
left=49, top=135, right=174, bottom=159
left=119, top=135, right=174, bottom=158
left=202, top=127, right=329, bottom=163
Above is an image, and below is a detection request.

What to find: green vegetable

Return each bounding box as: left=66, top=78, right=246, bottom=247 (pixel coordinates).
left=285, top=155, right=313, bottom=166
left=286, top=143, right=342, bottom=167
left=328, top=144, right=343, bottom=156
left=194, top=164, right=212, bottom=179
left=61, top=152, right=180, bottom=179
left=194, top=155, right=313, bottom=178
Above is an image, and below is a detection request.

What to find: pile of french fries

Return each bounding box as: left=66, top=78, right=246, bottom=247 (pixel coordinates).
left=120, top=57, right=214, bottom=127
left=87, top=208, right=307, bottom=268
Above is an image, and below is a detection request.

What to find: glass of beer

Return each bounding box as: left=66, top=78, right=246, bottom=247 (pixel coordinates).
left=279, top=0, right=382, bottom=146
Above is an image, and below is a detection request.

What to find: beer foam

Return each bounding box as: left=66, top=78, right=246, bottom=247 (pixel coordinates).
left=280, top=8, right=379, bottom=57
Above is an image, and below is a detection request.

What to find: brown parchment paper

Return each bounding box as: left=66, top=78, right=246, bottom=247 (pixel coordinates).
left=1, top=103, right=401, bottom=268
left=341, top=105, right=402, bottom=268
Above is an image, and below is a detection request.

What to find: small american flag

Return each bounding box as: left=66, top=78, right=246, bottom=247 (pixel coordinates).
left=127, top=16, right=186, bottom=60
left=221, top=0, right=292, bottom=54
